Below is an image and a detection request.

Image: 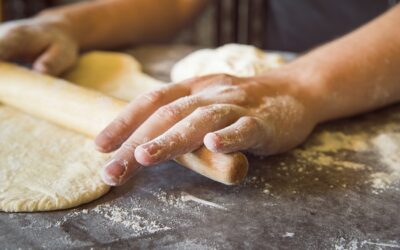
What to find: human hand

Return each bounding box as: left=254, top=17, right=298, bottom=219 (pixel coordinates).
left=95, top=71, right=321, bottom=186
left=0, top=16, right=78, bottom=75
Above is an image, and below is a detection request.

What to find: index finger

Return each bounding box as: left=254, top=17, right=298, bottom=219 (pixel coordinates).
left=95, top=83, right=190, bottom=152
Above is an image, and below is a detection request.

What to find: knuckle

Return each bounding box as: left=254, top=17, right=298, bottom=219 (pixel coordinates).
left=194, top=106, right=210, bottom=115
left=113, top=117, right=131, bottom=131
left=98, top=128, right=116, bottom=144
left=213, top=73, right=235, bottom=85
left=155, top=104, right=181, bottom=121
left=98, top=120, right=129, bottom=144
left=121, top=140, right=140, bottom=152
left=140, top=89, right=165, bottom=105
left=166, top=131, right=187, bottom=145
left=241, top=116, right=260, bottom=127
left=177, top=95, right=200, bottom=107
left=194, top=104, right=227, bottom=117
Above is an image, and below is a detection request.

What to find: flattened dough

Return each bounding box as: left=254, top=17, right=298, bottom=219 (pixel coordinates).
left=0, top=106, right=110, bottom=212
left=0, top=52, right=164, bottom=212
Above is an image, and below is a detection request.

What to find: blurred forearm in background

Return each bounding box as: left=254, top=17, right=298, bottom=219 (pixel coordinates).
left=0, top=0, right=269, bottom=49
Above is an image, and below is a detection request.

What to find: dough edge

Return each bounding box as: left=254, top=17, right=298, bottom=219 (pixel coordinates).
left=1, top=183, right=110, bottom=212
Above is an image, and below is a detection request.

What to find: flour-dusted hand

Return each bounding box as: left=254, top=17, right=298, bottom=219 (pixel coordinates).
left=0, top=16, right=78, bottom=75
left=95, top=3, right=400, bottom=186
left=96, top=72, right=321, bottom=186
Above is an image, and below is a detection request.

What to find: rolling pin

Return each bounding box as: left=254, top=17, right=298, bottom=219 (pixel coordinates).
left=0, top=62, right=248, bottom=185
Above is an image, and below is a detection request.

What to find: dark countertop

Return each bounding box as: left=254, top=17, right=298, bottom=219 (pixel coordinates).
left=1, top=46, right=399, bottom=249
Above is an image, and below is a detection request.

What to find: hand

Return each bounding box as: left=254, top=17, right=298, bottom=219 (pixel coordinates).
left=0, top=16, right=78, bottom=75
left=95, top=71, right=321, bottom=186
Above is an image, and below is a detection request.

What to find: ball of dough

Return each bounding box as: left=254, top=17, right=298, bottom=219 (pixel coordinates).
left=170, top=44, right=285, bottom=82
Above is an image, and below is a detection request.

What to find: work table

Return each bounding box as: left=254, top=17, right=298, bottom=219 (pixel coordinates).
left=1, top=46, right=399, bottom=249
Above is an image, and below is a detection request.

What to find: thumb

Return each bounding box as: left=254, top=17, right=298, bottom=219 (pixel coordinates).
left=33, top=43, right=77, bottom=76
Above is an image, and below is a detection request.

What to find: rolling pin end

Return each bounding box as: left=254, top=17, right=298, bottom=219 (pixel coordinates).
left=176, top=148, right=249, bottom=185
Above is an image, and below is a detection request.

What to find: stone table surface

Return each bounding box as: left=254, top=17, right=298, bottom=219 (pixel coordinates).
left=1, top=45, right=399, bottom=250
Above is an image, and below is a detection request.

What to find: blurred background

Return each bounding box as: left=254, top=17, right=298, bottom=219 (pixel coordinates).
left=0, top=0, right=268, bottom=49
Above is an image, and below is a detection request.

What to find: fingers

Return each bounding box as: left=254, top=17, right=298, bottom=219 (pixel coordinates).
left=95, top=84, right=190, bottom=153
left=101, top=142, right=142, bottom=186
left=134, top=104, right=246, bottom=166
left=114, top=83, right=249, bottom=153
left=0, top=21, right=77, bottom=75
left=122, top=95, right=204, bottom=145
left=33, top=42, right=77, bottom=75
left=101, top=90, right=189, bottom=185
left=204, top=116, right=271, bottom=154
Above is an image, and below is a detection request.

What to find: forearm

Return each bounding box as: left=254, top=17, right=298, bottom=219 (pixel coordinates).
left=37, top=0, right=208, bottom=50
left=284, top=4, right=400, bottom=123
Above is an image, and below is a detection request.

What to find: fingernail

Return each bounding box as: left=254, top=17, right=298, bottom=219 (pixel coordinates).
left=95, top=143, right=110, bottom=153
left=204, top=133, right=221, bottom=152
left=34, top=63, right=49, bottom=74
left=140, top=143, right=161, bottom=157
left=101, top=159, right=126, bottom=186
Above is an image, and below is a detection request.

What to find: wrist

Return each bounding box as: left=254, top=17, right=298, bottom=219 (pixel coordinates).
left=271, top=61, right=332, bottom=125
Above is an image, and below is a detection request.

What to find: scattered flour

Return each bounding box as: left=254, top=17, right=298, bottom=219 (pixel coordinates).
left=43, top=203, right=171, bottom=236
left=282, top=232, right=295, bottom=238
left=334, top=237, right=400, bottom=250
left=152, top=190, right=188, bottom=209
left=372, top=133, right=400, bottom=171
left=152, top=189, right=227, bottom=211
left=92, top=203, right=171, bottom=234
left=370, top=133, right=400, bottom=192
left=181, top=192, right=228, bottom=211
left=293, top=126, right=400, bottom=193
left=293, top=131, right=369, bottom=171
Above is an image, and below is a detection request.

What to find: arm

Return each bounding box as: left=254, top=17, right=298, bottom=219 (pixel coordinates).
left=96, top=5, right=400, bottom=186
left=39, top=0, right=209, bottom=49
left=288, top=4, right=400, bottom=122
left=0, top=0, right=208, bottom=75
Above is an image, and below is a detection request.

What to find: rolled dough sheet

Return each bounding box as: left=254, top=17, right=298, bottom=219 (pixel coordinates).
left=0, top=51, right=164, bottom=212
left=0, top=46, right=283, bottom=212
left=0, top=106, right=110, bottom=212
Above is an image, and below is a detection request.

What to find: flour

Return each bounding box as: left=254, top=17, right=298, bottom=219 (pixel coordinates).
left=181, top=192, right=228, bottom=211
left=282, top=232, right=295, bottom=238
left=370, top=132, right=400, bottom=192
left=152, top=189, right=188, bottom=209
left=152, top=189, right=228, bottom=211
left=293, top=131, right=369, bottom=171
left=92, top=203, right=171, bottom=234
left=293, top=123, right=400, bottom=193
left=372, top=133, right=400, bottom=171
left=334, top=237, right=400, bottom=249
left=43, top=202, right=171, bottom=236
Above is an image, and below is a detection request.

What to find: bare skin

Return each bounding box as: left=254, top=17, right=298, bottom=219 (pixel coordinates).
left=0, top=1, right=399, bottom=186
left=0, top=0, right=208, bottom=75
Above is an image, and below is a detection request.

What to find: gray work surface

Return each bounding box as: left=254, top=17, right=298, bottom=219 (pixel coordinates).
left=1, top=46, right=399, bottom=249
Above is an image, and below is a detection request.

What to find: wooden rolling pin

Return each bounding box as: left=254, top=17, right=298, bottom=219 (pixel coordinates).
left=0, top=62, right=248, bottom=185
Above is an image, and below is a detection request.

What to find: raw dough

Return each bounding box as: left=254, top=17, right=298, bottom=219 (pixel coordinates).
left=64, top=51, right=164, bottom=100
left=0, top=52, right=164, bottom=212
left=171, top=44, right=285, bottom=82
left=0, top=106, right=110, bottom=212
